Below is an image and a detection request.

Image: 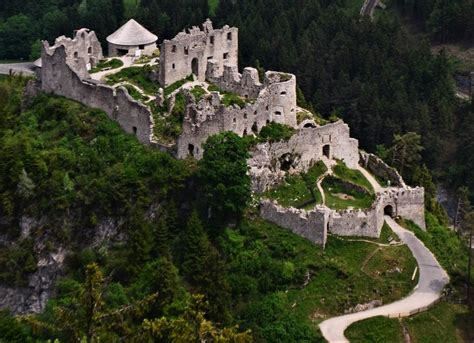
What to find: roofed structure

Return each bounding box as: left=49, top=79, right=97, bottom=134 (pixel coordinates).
left=107, top=19, right=158, bottom=57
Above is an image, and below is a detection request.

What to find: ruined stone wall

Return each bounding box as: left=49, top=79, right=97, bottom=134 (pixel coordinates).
left=43, top=28, right=103, bottom=78
left=249, top=120, right=359, bottom=192
left=359, top=151, right=405, bottom=187
left=260, top=200, right=328, bottom=246
left=381, top=187, right=426, bottom=229
left=41, top=45, right=154, bottom=144
left=159, top=19, right=238, bottom=86
left=176, top=71, right=298, bottom=159
left=260, top=185, right=425, bottom=246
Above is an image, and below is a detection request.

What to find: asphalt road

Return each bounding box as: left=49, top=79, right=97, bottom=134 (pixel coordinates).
left=0, top=62, right=35, bottom=76
left=319, top=216, right=450, bottom=342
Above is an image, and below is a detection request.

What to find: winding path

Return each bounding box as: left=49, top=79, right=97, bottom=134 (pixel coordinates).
left=319, top=216, right=449, bottom=342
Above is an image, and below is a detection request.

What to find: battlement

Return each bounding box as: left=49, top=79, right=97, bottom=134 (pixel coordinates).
left=159, top=19, right=238, bottom=86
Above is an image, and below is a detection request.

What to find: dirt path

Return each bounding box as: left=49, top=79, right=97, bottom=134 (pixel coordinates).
left=319, top=216, right=449, bottom=342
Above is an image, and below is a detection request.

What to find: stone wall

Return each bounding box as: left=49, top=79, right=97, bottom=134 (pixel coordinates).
left=159, top=19, right=238, bottom=86
left=41, top=45, right=154, bottom=145
left=175, top=70, right=298, bottom=159
left=249, top=120, right=359, bottom=192
left=260, top=200, right=328, bottom=247
left=260, top=185, right=425, bottom=247
left=359, top=151, right=405, bottom=187
left=43, top=28, right=103, bottom=78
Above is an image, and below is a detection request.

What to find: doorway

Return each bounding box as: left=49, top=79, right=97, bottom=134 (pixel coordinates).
left=191, top=58, right=199, bottom=77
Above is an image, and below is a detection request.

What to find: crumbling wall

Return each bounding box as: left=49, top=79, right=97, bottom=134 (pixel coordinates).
left=41, top=45, right=154, bottom=144
left=176, top=71, right=298, bottom=159
left=359, top=151, right=405, bottom=187
left=159, top=19, right=238, bottom=86
left=249, top=120, right=359, bottom=192
left=260, top=200, right=328, bottom=246
left=43, top=28, right=103, bottom=78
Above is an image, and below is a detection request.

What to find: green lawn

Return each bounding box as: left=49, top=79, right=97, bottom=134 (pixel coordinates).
left=264, top=161, right=327, bottom=209
left=106, top=66, right=158, bottom=95
left=346, top=302, right=474, bottom=342
left=90, top=58, right=123, bottom=74
left=346, top=316, right=402, bottom=343
left=333, top=161, right=374, bottom=194
left=322, top=176, right=375, bottom=210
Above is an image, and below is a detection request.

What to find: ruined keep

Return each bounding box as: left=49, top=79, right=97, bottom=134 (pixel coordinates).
left=159, top=19, right=238, bottom=86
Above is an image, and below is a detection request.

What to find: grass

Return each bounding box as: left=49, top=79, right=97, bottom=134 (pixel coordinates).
left=190, top=85, right=207, bottom=101
left=152, top=93, right=185, bottom=144
left=164, top=75, right=193, bottom=96
left=345, top=302, right=474, bottom=342
left=222, top=92, right=246, bottom=108
left=285, top=231, right=416, bottom=323
left=346, top=316, right=403, bottom=342
left=263, top=161, right=327, bottom=209
left=208, top=0, right=219, bottom=16
left=322, top=176, right=375, bottom=210
left=90, top=58, right=123, bottom=73
left=207, top=83, right=249, bottom=108
left=258, top=122, right=295, bottom=143
left=333, top=161, right=374, bottom=194
left=227, top=218, right=418, bottom=340
left=106, top=66, right=158, bottom=95
left=397, top=212, right=472, bottom=299
left=123, top=85, right=149, bottom=102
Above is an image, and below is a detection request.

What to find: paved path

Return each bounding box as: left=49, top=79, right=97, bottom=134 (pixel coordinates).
left=319, top=216, right=449, bottom=342
left=0, top=62, right=35, bottom=76
left=354, top=165, right=385, bottom=193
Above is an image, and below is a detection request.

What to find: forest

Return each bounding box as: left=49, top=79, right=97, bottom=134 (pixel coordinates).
left=0, top=0, right=473, bottom=341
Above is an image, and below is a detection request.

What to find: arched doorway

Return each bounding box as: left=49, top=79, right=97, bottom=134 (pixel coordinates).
left=384, top=205, right=394, bottom=217
left=188, top=144, right=195, bottom=157
left=322, top=144, right=330, bottom=158
left=191, top=58, right=199, bottom=77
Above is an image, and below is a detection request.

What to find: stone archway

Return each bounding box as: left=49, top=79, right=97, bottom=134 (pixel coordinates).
left=384, top=204, right=395, bottom=217
left=191, top=58, right=199, bottom=77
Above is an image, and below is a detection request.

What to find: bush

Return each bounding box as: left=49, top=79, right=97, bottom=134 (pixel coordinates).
left=258, top=122, right=295, bottom=142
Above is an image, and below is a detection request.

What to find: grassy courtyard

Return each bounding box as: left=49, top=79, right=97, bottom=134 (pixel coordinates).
left=264, top=161, right=327, bottom=209
left=106, top=65, right=158, bottom=95
left=322, top=175, right=375, bottom=210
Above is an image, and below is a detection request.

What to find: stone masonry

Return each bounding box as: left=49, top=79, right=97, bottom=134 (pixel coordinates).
left=159, top=19, right=238, bottom=86
left=34, top=20, right=425, bottom=248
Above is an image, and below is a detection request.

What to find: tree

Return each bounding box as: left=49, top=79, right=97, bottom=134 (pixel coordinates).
left=24, top=263, right=157, bottom=342
left=141, top=294, right=251, bottom=342
left=462, top=211, right=474, bottom=308
left=181, top=210, right=212, bottom=284
left=198, top=132, right=251, bottom=228
left=0, top=14, right=36, bottom=59
left=388, top=132, right=424, bottom=181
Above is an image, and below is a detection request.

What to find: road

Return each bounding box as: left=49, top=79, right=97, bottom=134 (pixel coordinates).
left=319, top=216, right=449, bottom=342
left=0, top=62, right=35, bottom=76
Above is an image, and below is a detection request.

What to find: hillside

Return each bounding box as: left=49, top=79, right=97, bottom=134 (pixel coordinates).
left=0, top=0, right=473, bottom=341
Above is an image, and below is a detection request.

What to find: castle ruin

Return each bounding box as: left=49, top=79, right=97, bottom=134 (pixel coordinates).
left=32, top=19, right=426, bottom=248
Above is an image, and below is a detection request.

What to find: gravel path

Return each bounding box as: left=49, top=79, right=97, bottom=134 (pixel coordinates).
left=319, top=216, right=449, bottom=342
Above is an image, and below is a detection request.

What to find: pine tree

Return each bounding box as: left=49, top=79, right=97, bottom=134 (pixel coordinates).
left=181, top=210, right=212, bottom=285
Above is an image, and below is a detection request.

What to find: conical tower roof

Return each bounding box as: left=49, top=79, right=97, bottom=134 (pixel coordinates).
left=107, top=19, right=157, bottom=46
